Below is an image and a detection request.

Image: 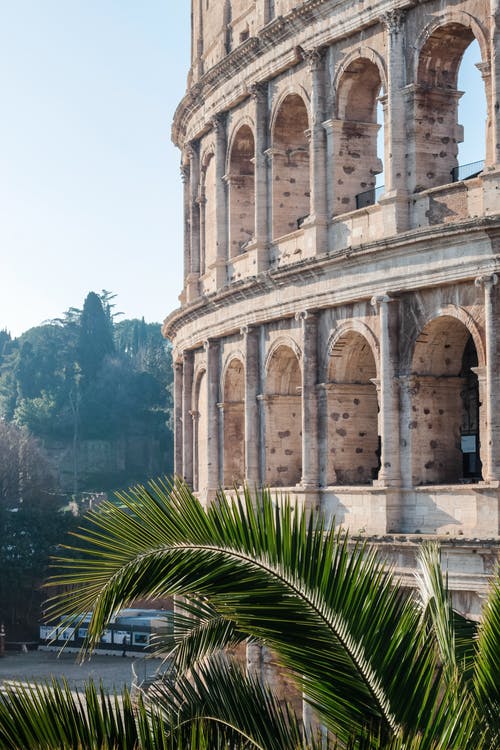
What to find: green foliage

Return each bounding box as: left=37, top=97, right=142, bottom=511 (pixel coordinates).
left=0, top=294, right=173, bottom=489
left=39, top=482, right=500, bottom=749
left=0, top=420, right=76, bottom=636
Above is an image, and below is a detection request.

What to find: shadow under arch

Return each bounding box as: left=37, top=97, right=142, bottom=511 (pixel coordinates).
left=324, top=327, right=380, bottom=486
left=409, top=311, right=484, bottom=486
left=264, top=342, right=302, bottom=487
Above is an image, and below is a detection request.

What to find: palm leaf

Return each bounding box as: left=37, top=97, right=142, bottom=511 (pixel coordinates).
left=472, top=572, right=500, bottom=748
left=45, top=481, right=446, bottom=746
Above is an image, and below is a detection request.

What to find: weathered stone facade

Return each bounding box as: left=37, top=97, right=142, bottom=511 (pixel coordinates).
left=164, top=0, right=500, bottom=616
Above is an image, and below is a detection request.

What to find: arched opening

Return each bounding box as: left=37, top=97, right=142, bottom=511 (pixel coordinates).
left=335, top=58, right=384, bottom=212
left=265, top=344, right=302, bottom=486
left=414, top=24, right=487, bottom=191
left=457, top=40, right=486, bottom=170
left=326, top=332, right=379, bottom=485
left=228, top=125, right=255, bottom=257
left=193, top=370, right=208, bottom=494
left=271, top=94, right=310, bottom=238
left=410, top=316, right=482, bottom=485
left=200, top=153, right=217, bottom=275
left=222, top=358, right=245, bottom=486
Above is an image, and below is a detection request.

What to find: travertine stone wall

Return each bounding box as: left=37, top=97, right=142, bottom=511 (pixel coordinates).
left=167, top=0, right=500, bottom=613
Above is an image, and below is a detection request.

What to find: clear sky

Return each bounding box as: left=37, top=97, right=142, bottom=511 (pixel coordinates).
left=1, top=1, right=190, bottom=337
left=0, top=6, right=485, bottom=338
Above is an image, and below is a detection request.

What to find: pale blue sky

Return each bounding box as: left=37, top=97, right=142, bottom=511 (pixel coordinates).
left=0, top=7, right=485, bottom=337
left=1, top=1, right=190, bottom=336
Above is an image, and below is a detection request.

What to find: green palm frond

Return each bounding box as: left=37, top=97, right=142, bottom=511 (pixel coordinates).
left=147, top=651, right=307, bottom=750
left=154, top=597, right=245, bottom=673
left=46, top=480, right=445, bottom=746
left=472, top=572, right=500, bottom=747
left=0, top=679, right=140, bottom=750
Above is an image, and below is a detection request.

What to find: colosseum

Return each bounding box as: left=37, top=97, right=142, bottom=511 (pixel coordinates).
left=163, top=0, right=500, bottom=614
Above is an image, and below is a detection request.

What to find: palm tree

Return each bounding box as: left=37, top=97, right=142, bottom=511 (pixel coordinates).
left=0, top=481, right=497, bottom=749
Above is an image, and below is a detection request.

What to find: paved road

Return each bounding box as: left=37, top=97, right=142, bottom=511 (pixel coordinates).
left=0, top=650, right=164, bottom=694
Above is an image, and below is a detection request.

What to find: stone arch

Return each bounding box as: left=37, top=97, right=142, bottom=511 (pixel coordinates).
left=332, top=47, right=387, bottom=115
left=270, top=92, right=311, bottom=238
left=227, top=123, right=255, bottom=256
left=405, top=304, right=486, bottom=373
left=412, top=14, right=489, bottom=190
left=332, top=54, right=385, bottom=214
left=324, top=319, right=380, bottom=381
left=325, top=328, right=379, bottom=485
left=409, top=311, right=484, bottom=486
left=264, top=343, right=302, bottom=486
left=265, top=336, right=302, bottom=375
left=221, top=354, right=245, bottom=486
left=412, top=12, right=489, bottom=85
left=193, top=367, right=208, bottom=493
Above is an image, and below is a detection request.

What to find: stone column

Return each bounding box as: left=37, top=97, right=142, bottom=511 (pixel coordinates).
left=475, top=274, right=499, bottom=481
left=297, top=311, right=319, bottom=488
left=242, top=325, right=260, bottom=486
left=490, top=0, right=500, bottom=167
left=380, top=10, right=407, bottom=195
left=322, top=120, right=336, bottom=226
left=187, top=143, right=201, bottom=301
left=180, top=161, right=191, bottom=290
left=212, top=114, right=229, bottom=286
left=173, top=358, right=183, bottom=477
left=191, top=410, right=200, bottom=491
left=397, top=375, right=416, bottom=488
left=304, top=49, right=328, bottom=251
left=205, top=339, right=220, bottom=499
left=251, top=83, right=269, bottom=271
left=217, top=402, right=225, bottom=487
left=371, top=294, right=401, bottom=486
left=182, top=350, right=194, bottom=487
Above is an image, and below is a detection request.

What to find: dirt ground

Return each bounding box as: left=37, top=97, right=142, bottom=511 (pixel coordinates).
left=0, top=649, right=164, bottom=694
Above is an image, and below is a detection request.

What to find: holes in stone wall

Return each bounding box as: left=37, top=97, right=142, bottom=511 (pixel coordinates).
left=414, top=24, right=486, bottom=191
left=228, top=125, right=255, bottom=257
left=265, top=345, right=302, bottom=486
left=326, top=332, right=379, bottom=485
left=271, top=94, right=310, bottom=239
left=410, top=316, right=481, bottom=485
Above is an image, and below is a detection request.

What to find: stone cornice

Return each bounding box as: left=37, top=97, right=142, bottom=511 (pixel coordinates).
left=162, top=214, right=500, bottom=343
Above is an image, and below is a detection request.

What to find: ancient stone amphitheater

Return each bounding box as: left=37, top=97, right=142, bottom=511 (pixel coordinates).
left=163, top=0, right=500, bottom=614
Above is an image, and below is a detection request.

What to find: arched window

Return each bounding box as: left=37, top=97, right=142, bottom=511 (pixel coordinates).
left=414, top=24, right=487, bottom=190
left=325, top=332, right=379, bottom=485
left=264, top=344, right=302, bottom=486
left=228, top=125, right=255, bottom=257
left=222, top=358, right=245, bottom=485
left=271, top=94, right=310, bottom=238
left=335, top=58, right=384, bottom=212
left=410, top=316, right=481, bottom=485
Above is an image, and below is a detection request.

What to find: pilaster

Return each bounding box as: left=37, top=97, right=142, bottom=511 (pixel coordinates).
left=187, top=143, right=201, bottom=302
left=250, top=83, right=270, bottom=272
left=475, top=274, right=499, bottom=482
left=205, top=339, right=221, bottom=499
left=302, top=49, right=328, bottom=252
left=182, top=350, right=194, bottom=487
left=242, top=325, right=261, bottom=485
left=212, top=114, right=229, bottom=287
left=371, top=294, right=402, bottom=488
left=297, top=311, right=319, bottom=490
left=173, top=359, right=183, bottom=477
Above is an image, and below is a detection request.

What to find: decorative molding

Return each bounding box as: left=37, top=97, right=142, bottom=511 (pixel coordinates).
left=380, top=9, right=405, bottom=34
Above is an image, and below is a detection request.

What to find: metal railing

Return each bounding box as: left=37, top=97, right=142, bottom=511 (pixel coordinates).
left=355, top=185, right=385, bottom=210
left=451, top=159, right=484, bottom=183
